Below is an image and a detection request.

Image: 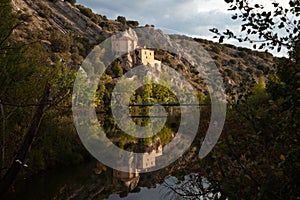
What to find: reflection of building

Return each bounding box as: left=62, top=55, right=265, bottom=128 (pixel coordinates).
left=113, top=151, right=139, bottom=191
left=112, top=145, right=163, bottom=190
left=139, top=145, right=162, bottom=170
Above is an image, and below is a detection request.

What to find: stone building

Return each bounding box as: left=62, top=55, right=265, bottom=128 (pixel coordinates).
left=135, top=48, right=161, bottom=65
left=111, top=28, right=138, bottom=56
left=111, top=28, right=161, bottom=68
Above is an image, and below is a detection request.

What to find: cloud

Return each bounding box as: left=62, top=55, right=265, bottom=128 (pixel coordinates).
left=77, top=0, right=240, bottom=38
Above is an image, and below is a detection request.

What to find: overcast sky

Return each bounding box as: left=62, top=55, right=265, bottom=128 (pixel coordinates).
left=77, top=0, right=290, bottom=56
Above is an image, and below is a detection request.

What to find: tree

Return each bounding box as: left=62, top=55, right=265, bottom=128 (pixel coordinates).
left=112, top=61, right=123, bottom=77
left=50, top=33, right=71, bottom=53
left=198, top=1, right=300, bottom=199
left=0, top=0, right=77, bottom=196
left=0, top=0, right=52, bottom=195
left=117, top=16, right=127, bottom=25
left=210, top=0, right=300, bottom=53
left=0, top=84, right=51, bottom=196
left=127, top=20, right=139, bottom=27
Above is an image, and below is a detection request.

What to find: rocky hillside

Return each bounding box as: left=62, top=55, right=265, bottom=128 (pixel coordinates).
left=11, top=0, right=276, bottom=101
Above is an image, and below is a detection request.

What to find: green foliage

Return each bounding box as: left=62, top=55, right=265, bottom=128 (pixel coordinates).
left=28, top=112, right=87, bottom=171
left=127, top=20, right=139, bottom=27
left=76, top=5, right=103, bottom=24
left=50, top=33, right=71, bottom=53
left=0, top=0, right=87, bottom=182
left=117, top=16, right=126, bottom=25
left=157, top=126, right=173, bottom=146
left=38, top=4, right=51, bottom=18
left=199, top=2, right=300, bottom=199
left=210, top=0, right=300, bottom=52
left=198, top=40, right=300, bottom=200
left=211, top=45, right=221, bottom=54
left=0, top=0, right=16, bottom=49
left=247, top=78, right=270, bottom=105
left=111, top=61, right=123, bottom=77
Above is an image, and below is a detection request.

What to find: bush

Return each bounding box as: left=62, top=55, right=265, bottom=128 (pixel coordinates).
left=50, top=34, right=71, bottom=53
left=65, top=0, right=76, bottom=5
left=127, top=20, right=139, bottom=27
left=229, top=59, right=237, bottom=65
left=211, top=45, right=221, bottom=54
left=76, top=5, right=94, bottom=18
left=39, top=5, right=51, bottom=18
left=117, top=16, right=126, bottom=25
left=112, top=61, right=123, bottom=77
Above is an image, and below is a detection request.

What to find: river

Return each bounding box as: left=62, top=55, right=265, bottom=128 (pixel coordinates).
left=4, top=150, right=212, bottom=199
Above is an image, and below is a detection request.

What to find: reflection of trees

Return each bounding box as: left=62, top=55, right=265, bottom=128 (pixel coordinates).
left=160, top=174, right=226, bottom=200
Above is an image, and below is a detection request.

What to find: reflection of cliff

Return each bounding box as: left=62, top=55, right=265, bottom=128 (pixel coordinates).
left=112, top=170, right=140, bottom=191
left=111, top=145, right=163, bottom=192
left=42, top=145, right=198, bottom=199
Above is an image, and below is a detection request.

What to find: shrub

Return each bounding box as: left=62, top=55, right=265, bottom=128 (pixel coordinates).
left=112, top=61, right=123, bottom=77
left=76, top=5, right=93, bottom=18
left=229, top=59, right=237, bottom=65
left=211, top=45, right=221, bottom=54
left=127, top=20, right=139, bottom=27
left=50, top=34, right=71, bottom=53
left=39, top=5, right=51, bottom=18
left=246, top=67, right=253, bottom=74
left=117, top=16, right=126, bottom=25
left=65, top=0, right=76, bottom=5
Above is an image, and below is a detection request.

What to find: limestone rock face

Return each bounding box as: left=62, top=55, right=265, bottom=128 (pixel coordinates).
left=12, top=0, right=109, bottom=44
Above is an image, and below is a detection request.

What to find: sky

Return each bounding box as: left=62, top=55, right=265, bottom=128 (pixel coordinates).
left=77, top=0, right=291, bottom=57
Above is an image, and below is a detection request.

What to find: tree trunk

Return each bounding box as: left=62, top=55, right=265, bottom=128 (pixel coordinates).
left=0, top=102, right=5, bottom=177
left=0, top=83, right=51, bottom=196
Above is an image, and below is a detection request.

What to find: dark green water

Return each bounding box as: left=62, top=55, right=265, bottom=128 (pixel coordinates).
left=4, top=158, right=208, bottom=200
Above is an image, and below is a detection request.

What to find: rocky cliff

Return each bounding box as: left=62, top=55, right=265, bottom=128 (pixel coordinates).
left=11, top=0, right=277, bottom=101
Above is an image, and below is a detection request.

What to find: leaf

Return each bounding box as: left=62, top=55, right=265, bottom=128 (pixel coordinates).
left=293, top=28, right=298, bottom=34
left=277, top=46, right=281, bottom=52
left=259, top=44, right=264, bottom=49
left=278, top=22, right=284, bottom=29
left=279, top=154, right=285, bottom=161
left=289, top=0, right=295, bottom=7
left=232, top=15, right=238, bottom=20
left=209, top=28, right=219, bottom=33
left=241, top=25, right=246, bottom=31
left=281, top=17, right=287, bottom=22
left=219, top=36, right=224, bottom=43
left=228, top=6, right=237, bottom=11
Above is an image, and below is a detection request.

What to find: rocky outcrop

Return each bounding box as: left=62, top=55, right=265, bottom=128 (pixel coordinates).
left=12, top=0, right=109, bottom=44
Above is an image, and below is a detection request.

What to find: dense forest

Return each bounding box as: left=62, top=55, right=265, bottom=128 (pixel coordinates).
left=0, top=0, right=299, bottom=199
